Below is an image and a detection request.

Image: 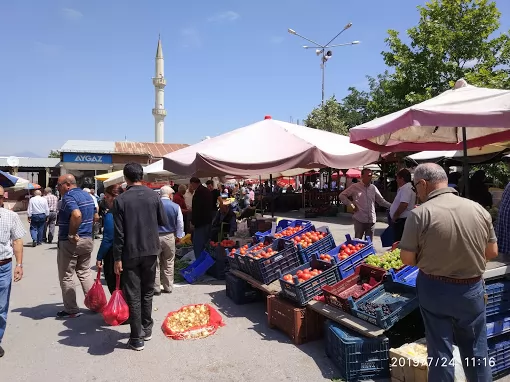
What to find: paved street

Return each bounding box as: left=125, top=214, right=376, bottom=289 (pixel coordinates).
left=5, top=212, right=503, bottom=382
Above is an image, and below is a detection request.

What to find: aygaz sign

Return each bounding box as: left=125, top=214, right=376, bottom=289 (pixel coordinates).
left=62, top=153, right=113, bottom=164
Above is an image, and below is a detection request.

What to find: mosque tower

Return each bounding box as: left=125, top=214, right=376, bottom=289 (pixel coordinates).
left=152, top=36, right=166, bottom=143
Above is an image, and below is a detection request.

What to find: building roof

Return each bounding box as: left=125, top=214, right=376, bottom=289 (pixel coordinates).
left=60, top=140, right=116, bottom=154
left=114, top=142, right=188, bottom=158
left=60, top=140, right=188, bottom=158
left=0, top=157, right=60, bottom=168
left=156, top=38, right=163, bottom=59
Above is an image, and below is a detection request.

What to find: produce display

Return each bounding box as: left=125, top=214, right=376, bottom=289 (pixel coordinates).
left=282, top=267, right=323, bottom=284
left=178, top=233, right=192, bottom=246
left=336, top=277, right=378, bottom=299
left=274, top=226, right=304, bottom=239
left=236, top=242, right=266, bottom=256
left=365, top=248, right=403, bottom=270
left=210, top=239, right=236, bottom=248
left=291, top=230, right=327, bottom=248
left=161, top=304, right=225, bottom=340
left=319, top=242, right=366, bottom=262
left=357, top=301, right=393, bottom=316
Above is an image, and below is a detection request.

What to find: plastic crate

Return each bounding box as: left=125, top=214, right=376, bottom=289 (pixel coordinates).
left=231, top=239, right=274, bottom=276
left=255, top=219, right=313, bottom=241
left=388, top=266, right=419, bottom=288
left=267, top=295, right=324, bottom=345
left=296, top=226, right=336, bottom=264
left=322, top=264, right=387, bottom=313
left=246, top=239, right=300, bottom=284
left=326, top=235, right=376, bottom=279
left=487, top=314, right=510, bottom=338
left=278, top=254, right=340, bottom=306
left=488, top=333, right=510, bottom=375
left=180, top=250, right=216, bottom=284
left=225, top=272, right=264, bottom=305
left=349, top=280, right=419, bottom=330
left=325, top=320, right=390, bottom=382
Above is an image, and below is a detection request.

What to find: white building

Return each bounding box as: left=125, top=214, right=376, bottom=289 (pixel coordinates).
left=152, top=36, right=167, bottom=143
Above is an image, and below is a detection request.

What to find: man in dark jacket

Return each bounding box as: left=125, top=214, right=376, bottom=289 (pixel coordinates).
left=190, top=177, right=212, bottom=256
left=113, top=163, right=168, bottom=351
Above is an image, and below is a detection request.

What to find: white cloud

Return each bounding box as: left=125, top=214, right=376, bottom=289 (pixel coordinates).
left=34, top=41, right=60, bottom=56
left=208, top=11, right=240, bottom=23
left=61, top=8, right=83, bottom=21
left=180, top=27, right=201, bottom=48
left=270, top=36, right=285, bottom=44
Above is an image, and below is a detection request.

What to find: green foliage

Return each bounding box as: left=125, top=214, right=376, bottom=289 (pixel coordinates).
left=333, top=0, right=509, bottom=131
left=472, top=163, right=510, bottom=188
left=48, top=150, right=60, bottom=158
left=304, top=96, right=348, bottom=135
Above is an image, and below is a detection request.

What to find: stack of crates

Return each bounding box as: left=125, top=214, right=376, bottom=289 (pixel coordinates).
left=485, top=278, right=510, bottom=379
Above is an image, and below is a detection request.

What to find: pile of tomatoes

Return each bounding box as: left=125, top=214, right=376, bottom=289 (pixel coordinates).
left=274, top=226, right=304, bottom=239
left=337, top=243, right=365, bottom=260
left=230, top=242, right=279, bottom=260
left=282, top=267, right=323, bottom=284
left=211, top=239, right=236, bottom=248
left=292, top=230, right=326, bottom=249
left=319, top=253, right=334, bottom=262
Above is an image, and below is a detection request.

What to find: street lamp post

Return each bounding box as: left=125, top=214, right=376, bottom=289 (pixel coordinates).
left=288, top=23, right=360, bottom=106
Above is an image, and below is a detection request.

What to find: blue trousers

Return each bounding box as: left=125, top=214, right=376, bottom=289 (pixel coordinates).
left=416, top=271, right=491, bottom=382
left=0, top=261, right=12, bottom=344
left=29, top=213, right=46, bottom=244
left=193, top=224, right=211, bottom=258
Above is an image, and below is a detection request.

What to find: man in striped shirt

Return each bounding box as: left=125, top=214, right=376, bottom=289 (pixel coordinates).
left=56, top=174, right=95, bottom=319
left=43, top=187, right=58, bottom=244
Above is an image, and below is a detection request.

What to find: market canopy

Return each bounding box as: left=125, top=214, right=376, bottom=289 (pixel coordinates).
left=349, top=79, right=510, bottom=152
left=407, top=142, right=510, bottom=163
left=163, top=117, right=380, bottom=177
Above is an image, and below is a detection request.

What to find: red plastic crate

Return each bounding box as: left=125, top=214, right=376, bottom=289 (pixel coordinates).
left=322, top=264, right=386, bottom=313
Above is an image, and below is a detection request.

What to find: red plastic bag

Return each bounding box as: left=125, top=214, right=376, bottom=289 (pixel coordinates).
left=161, top=304, right=225, bottom=340
left=102, top=274, right=129, bottom=326
left=84, top=269, right=107, bottom=313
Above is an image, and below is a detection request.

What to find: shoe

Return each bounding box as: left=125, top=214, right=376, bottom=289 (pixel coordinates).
left=154, top=291, right=161, bottom=296
left=127, top=339, right=144, bottom=351
left=161, top=289, right=172, bottom=294
left=143, top=330, right=152, bottom=341
left=0, top=345, right=4, bottom=358
left=37, top=242, right=42, bottom=246
left=56, top=311, right=83, bottom=319
left=32, top=241, right=36, bottom=247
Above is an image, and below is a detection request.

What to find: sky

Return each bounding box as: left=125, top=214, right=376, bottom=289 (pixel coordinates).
left=0, top=0, right=509, bottom=157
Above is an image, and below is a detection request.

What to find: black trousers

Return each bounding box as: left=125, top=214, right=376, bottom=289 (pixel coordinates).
left=102, top=248, right=117, bottom=295
left=122, top=255, right=157, bottom=340
left=393, top=218, right=407, bottom=242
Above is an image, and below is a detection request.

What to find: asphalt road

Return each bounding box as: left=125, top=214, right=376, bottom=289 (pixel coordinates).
left=3, top=213, right=507, bottom=382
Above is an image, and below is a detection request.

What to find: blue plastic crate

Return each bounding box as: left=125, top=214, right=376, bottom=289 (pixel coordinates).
left=486, top=279, right=510, bottom=296
left=278, top=254, right=340, bottom=306
left=225, top=272, right=263, bottom=305
left=325, top=235, right=376, bottom=279
left=254, top=219, right=313, bottom=241
left=487, top=314, right=510, bottom=338
left=349, top=280, right=419, bottom=330
left=180, top=250, right=216, bottom=283
left=388, top=266, right=419, bottom=287
left=488, top=333, right=510, bottom=375
left=246, top=239, right=300, bottom=284
left=325, top=320, right=390, bottom=382
left=297, top=226, right=336, bottom=264
left=231, top=239, right=274, bottom=276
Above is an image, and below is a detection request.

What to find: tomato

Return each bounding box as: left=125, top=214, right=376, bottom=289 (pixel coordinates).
left=340, top=244, right=346, bottom=250
left=302, top=273, right=311, bottom=281
left=296, top=270, right=303, bottom=277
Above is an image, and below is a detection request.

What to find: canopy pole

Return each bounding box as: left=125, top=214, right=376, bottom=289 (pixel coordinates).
left=269, top=174, right=274, bottom=218
left=462, top=126, right=470, bottom=198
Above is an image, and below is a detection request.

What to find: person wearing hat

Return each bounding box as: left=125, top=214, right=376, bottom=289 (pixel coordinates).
left=210, top=199, right=237, bottom=242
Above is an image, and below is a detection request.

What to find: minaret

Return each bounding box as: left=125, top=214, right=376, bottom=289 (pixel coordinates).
left=152, top=36, right=166, bottom=143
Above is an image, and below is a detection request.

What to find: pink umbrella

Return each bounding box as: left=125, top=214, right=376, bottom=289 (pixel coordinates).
left=349, top=79, right=510, bottom=152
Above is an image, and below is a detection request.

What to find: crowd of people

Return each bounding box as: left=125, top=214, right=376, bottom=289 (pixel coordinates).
left=0, top=161, right=508, bottom=381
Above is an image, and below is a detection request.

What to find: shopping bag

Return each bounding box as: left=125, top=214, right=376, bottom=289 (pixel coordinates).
left=84, top=269, right=107, bottom=313
left=380, top=225, right=395, bottom=248
left=103, top=274, right=129, bottom=326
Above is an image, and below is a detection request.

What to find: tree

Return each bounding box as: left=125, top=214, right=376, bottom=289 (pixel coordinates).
left=48, top=150, right=60, bottom=158
left=382, top=0, right=510, bottom=105
left=304, top=96, right=348, bottom=135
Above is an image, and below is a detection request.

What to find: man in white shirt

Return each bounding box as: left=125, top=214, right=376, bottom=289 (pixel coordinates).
left=184, top=186, right=194, bottom=211
left=0, top=186, right=26, bottom=358
left=27, top=189, right=49, bottom=247
left=340, top=169, right=392, bottom=240
left=389, top=169, right=416, bottom=242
